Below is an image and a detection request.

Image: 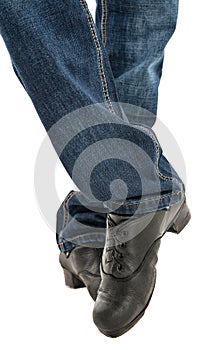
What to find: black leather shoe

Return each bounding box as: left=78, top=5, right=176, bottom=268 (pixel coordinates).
left=59, top=246, right=103, bottom=301
left=93, top=198, right=191, bottom=337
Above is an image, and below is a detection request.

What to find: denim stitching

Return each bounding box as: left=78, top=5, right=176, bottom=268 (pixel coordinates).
left=79, top=0, right=114, bottom=113
left=136, top=125, right=183, bottom=186
left=110, top=190, right=183, bottom=207
left=61, top=190, right=77, bottom=230
left=101, top=0, right=108, bottom=47
left=58, top=189, right=183, bottom=247
left=110, top=125, right=184, bottom=207
left=58, top=232, right=106, bottom=245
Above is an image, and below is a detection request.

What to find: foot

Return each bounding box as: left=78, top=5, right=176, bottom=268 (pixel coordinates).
left=59, top=246, right=103, bottom=301
left=93, top=198, right=191, bottom=337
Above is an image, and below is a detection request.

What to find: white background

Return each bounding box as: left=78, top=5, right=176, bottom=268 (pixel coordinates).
left=0, top=0, right=221, bottom=348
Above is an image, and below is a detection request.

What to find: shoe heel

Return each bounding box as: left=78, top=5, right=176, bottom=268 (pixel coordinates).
left=168, top=201, right=191, bottom=234
left=63, top=268, right=85, bottom=289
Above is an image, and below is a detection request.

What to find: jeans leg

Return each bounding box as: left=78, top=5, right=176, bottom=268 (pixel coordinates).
left=56, top=190, right=107, bottom=251
left=0, top=0, right=124, bottom=125
left=96, top=0, right=179, bottom=125
left=0, top=0, right=184, bottom=225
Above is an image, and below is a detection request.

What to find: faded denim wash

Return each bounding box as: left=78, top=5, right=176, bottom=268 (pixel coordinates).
left=0, top=0, right=183, bottom=251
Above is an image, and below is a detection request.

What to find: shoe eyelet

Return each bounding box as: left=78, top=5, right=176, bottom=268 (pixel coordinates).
left=120, top=242, right=126, bottom=248
left=118, top=253, right=123, bottom=259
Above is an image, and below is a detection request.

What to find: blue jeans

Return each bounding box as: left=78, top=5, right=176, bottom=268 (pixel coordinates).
left=0, top=0, right=183, bottom=251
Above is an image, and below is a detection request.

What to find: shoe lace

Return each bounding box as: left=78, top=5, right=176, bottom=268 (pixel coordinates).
left=105, top=216, right=127, bottom=271
left=105, top=242, right=126, bottom=271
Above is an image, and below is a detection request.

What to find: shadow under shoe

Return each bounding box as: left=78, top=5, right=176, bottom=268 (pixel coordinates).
left=93, top=198, right=191, bottom=337
left=59, top=246, right=103, bottom=301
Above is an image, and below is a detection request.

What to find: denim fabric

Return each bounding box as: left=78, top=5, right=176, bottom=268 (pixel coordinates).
left=56, top=190, right=107, bottom=250
left=96, top=0, right=178, bottom=122
left=0, top=0, right=183, bottom=251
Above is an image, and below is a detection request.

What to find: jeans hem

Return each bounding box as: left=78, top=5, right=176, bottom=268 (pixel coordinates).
left=105, top=189, right=185, bottom=215
left=57, top=188, right=185, bottom=252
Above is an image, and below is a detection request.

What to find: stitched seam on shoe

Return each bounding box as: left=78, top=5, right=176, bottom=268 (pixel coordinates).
left=101, top=0, right=108, bottom=47
left=79, top=0, right=114, bottom=113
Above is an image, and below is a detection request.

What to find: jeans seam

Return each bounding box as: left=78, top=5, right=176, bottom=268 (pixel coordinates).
left=58, top=190, right=183, bottom=247
left=58, top=232, right=105, bottom=245
left=79, top=0, right=114, bottom=113
left=58, top=190, right=182, bottom=247
left=101, top=0, right=108, bottom=47
left=110, top=190, right=183, bottom=207
left=110, top=125, right=183, bottom=207
left=61, top=190, right=77, bottom=230
left=136, top=125, right=182, bottom=185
